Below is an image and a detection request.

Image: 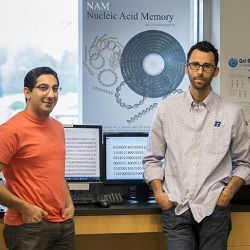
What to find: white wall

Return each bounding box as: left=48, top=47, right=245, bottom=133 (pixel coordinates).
left=220, top=0, right=250, bottom=87
left=219, top=0, right=250, bottom=122
left=205, top=0, right=250, bottom=101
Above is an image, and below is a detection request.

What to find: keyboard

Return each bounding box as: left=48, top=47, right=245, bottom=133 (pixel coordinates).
left=97, top=193, right=124, bottom=205
left=70, top=191, right=124, bottom=205
left=70, top=191, right=96, bottom=205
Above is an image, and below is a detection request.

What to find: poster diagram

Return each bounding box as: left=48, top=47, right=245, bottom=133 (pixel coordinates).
left=81, top=0, right=194, bottom=131
left=120, top=30, right=185, bottom=99
left=225, top=56, right=250, bottom=123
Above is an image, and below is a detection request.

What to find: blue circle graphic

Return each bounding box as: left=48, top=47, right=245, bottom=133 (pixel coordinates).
left=228, top=58, right=238, bottom=68
left=120, top=30, right=186, bottom=98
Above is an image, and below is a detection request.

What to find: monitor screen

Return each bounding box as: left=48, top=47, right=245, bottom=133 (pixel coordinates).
left=64, top=125, right=102, bottom=182
left=103, top=132, right=148, bottom=184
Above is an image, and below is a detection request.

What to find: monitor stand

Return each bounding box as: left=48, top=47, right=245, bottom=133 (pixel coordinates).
left=129, top=182, right=151, bottom=201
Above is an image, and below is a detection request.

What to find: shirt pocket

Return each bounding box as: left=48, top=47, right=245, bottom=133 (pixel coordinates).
left=202, top=124, right=231, bottom=154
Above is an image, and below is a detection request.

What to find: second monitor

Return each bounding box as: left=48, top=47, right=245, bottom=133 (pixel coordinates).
left=103, top=132, right=148, bottom=184
left=103, top=132, right=151, bottom=200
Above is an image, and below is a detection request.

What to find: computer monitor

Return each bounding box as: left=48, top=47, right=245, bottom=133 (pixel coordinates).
left=103, top=132, right=148, bottom=184
left=64, top=125, right=102, bottom=182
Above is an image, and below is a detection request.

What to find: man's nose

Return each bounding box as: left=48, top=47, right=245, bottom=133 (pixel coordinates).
left=197, top=66, right=204, bottom=74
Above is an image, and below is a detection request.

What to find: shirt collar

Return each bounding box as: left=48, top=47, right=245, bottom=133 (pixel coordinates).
left=203, top=90, right=214, bottom=111
left=185, top=89, right=215, bottom=111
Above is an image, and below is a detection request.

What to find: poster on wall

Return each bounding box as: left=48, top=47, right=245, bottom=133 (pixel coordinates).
left=81, top=0, right=195, bottom=132
left=224, top=56, right=250, bottom=124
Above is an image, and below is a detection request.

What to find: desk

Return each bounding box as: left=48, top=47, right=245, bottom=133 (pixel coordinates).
left=1, top=207, right=250, bottom=250
left=74, top=201, right=166, bottom=250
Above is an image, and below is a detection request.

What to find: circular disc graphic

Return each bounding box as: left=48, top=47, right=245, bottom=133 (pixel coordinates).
left=120, top=30, right=186, bottom=98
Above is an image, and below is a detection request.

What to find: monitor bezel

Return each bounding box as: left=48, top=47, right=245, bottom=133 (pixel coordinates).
left=102, top=132, right=148, bottom=185
left=64, top=124, right=102, bottom=182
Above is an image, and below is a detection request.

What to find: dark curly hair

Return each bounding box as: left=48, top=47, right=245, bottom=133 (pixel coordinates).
left=187, top=41, right=219, bottom=66
left=24, top=66, right=59, bottom=91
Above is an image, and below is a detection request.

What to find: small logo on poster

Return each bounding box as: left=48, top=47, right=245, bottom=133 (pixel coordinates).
left=228, top=58, right=238, bottom=68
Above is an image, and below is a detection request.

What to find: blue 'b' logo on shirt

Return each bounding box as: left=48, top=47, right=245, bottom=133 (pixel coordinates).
left=214, top=121, right=221, bottom=127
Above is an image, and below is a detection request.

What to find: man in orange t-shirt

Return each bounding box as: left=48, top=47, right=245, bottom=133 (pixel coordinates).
left=0, top=67, right=75, bottom=249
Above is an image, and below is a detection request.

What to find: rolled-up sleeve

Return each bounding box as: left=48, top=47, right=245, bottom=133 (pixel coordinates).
left=231, top=108, right=250, bottom=183
left=143, top=102, right=167, bottom=183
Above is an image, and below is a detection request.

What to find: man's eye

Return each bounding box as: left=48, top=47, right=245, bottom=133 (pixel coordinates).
left=39, top=85, right=48, bottom=91
left=40, top=86, right=48, bottom=91
left=203, top=64, right=212, bottom=70
left=52, top=87, right=59, bottom=91
left=192, top=63, right=200, bottom=66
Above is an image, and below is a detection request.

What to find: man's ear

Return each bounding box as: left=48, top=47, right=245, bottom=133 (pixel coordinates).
left=213, top=67, right=219, bottom=77
left=24, top=87, right=31, bottom=100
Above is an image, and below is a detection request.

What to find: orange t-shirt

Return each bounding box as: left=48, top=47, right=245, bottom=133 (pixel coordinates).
left=0, top=111, right=66, bottom=225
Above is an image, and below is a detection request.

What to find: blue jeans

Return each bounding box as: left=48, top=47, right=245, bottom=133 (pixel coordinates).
left=3, top=219, right=75, bottom=250
left=162, top=205, right=231, bottom=250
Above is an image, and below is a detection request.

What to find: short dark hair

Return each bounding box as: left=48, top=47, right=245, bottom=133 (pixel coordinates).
left=24, top=66, right=59, bottom=91
left=187, top=41, right=219, bottom=66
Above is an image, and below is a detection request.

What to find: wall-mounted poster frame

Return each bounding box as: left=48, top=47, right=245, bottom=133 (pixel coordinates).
left=79, top=0, right=197, bottom=132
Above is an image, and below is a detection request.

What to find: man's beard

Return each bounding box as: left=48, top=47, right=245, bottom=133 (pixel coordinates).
left=190, top=77, right=212, bottom=90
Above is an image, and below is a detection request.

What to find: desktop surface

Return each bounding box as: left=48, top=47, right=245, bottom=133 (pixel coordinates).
left=73, top=198, right=250, bottom=216
left=74, top=199, right=161, bottom=216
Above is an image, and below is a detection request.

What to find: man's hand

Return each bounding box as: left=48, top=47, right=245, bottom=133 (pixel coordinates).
left=217, top=176, right=245, bottom=206
left=150, top=179, right=173, bottom=211
left=217, top=188, right=232, bottom=206
left=155, top=192, right=173, bottom=211
left=61, top=204, right=75, bottom=219
left=21, top=203, right=49, bottom=224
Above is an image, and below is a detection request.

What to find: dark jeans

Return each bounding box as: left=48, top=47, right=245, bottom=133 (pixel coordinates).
left=162, top=205, right=232, bottom=250
left=3, top=219, right=75, bottom=250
